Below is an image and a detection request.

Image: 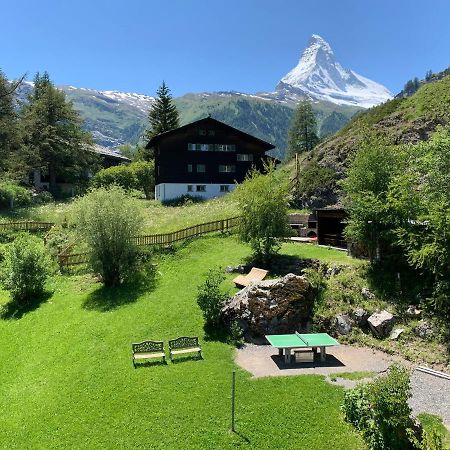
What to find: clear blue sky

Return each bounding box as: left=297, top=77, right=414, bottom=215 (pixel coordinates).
left=1, top=0, right=449, bottom=97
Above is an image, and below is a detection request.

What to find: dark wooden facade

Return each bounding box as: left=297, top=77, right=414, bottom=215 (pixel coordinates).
left=315, top=208, right=348, bottom=248
left=147, top=117, right=276, bottom=187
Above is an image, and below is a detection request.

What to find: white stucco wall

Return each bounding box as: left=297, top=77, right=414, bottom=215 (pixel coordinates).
left=155, top=183, right=236, bottom=201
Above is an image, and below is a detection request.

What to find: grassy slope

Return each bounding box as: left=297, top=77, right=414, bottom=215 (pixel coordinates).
left=312, top=74, right=450, bottom=175
left=0, top=236, right=363, bottom=449
left=0, top=197, right=239, bottom=234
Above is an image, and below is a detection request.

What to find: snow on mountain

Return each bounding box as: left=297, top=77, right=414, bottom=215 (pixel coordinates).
left=63, top=86, right=155, bottom=113
left=275, top=34, right=392, bottom=108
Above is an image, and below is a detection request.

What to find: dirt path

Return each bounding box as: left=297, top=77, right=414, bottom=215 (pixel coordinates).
left=236, top=344, right=450, bottom=429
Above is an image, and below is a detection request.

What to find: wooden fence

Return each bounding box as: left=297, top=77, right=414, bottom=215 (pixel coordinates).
left=0, top=221, right=55, bottom=232
left=58, top=216, right=240, bottom=268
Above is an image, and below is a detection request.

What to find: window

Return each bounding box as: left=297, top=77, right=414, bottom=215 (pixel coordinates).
left=157, top=166, right=160, bottom=175
left=220, top=185, right=230, bottom=192
left=200, top=144, right=209, bottom=151
left=196, top=185, right=206, bottom=192
left=237, top=154, right=253, bottom=162
left=187, top=185, right=193, bottom=192
left=219, top=165, right=236, bottom=173
left=196, top=164, right=206, bottom=173
left=216, top=144, right=236, bottom=152
left=188, top=143, right=195, bottom=151
left=187, top=164, right=193, bottom=173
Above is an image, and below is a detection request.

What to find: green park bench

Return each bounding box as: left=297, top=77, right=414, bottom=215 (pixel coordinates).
left=132, top=340, right=166, bottom=367
left=169, top=336, right=202, bottom=362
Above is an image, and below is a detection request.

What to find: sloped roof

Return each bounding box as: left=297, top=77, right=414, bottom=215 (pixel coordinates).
left=92, top=144, right=131, bottom=162
left=146, top=116, right=275, bottom=151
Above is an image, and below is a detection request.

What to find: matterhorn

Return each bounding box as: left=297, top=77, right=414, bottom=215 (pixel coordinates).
left=275, top=34, right=392, bottom=107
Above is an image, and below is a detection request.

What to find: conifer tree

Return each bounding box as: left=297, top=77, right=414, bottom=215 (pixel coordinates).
left=21, top=72, right=95, bottom=194
left=145, top=81, right=179, bottom=142
left=0, top=69, right=21, bottom=176
left=286, top=101, right=319, bottom=159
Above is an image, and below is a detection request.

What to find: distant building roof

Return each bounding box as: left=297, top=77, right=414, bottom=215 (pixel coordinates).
left=92, top=145, right=131, bottom=162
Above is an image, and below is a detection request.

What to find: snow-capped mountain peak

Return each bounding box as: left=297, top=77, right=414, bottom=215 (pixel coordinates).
left=276, top=34, right=392, bottom=108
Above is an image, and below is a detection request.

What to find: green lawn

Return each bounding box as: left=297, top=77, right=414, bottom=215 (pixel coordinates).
left=0, top=236, right=364, bottom=449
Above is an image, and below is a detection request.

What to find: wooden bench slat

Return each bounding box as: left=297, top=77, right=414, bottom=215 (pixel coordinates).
left=134, top=352, right=166, bottom=359
left=171, top=347, right=201, bottom=355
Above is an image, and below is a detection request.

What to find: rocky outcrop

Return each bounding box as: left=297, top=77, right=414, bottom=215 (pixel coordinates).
left=221, top=273, right=314, bottom=341
left=368, top=310, right=395, bottom=338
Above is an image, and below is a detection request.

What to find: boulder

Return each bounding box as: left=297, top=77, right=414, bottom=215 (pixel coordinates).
left=221, top=273, right=315, bottom=341
left=361, top=287, right=375, bottom=300
left=333, top=314, right=352, bottom=335
left=352, top=308, right=370, bottom=328
left=414, top=321, right=434, bottom=339
left=406, top=305, right=422, bottom=319
left=390, top=328, right=405, bottom=340
left=367, top=310, right=395, bottom=338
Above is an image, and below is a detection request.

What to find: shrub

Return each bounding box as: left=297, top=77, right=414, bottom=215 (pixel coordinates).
left=0, top=182, right=32, bottom=209
left=91, top=161, right=155, bottom=199
left=233, top=163, right=291, bottom=263
left=342, top=365, right=420, bottom=450
left=0, top=233, right=51, bottom=304
left=131, top=160, right=154, bottom=199
left=196, top=268, right=228, bottom=327
left=229, top=320, right=245, bottom=347
left=33, top=190, right=53, bottom=205
left=72, top=186, right=144, bottom=287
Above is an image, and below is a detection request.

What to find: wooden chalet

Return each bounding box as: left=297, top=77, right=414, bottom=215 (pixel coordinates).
left=146, top=117, right=277, bottom=201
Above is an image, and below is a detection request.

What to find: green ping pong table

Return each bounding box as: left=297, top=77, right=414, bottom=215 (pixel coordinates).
left=265, top=332, right=339, bottom=363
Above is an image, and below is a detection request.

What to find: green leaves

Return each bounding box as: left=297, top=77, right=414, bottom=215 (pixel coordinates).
left=0, top=233, right=52, bottom=304
left=287, top=100, right=319, bottom=159
left=233, top=163, right=291, bottom=262
left=72, top=186, right=145, bottom=287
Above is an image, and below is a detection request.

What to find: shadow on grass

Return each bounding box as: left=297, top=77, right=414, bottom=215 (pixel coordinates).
left=0, top=290, right=53, bottom=320
left=83, top=268, right=158, bottom=312
left=170, top=354, right=203, bottom=364
left=134, top=359, right=167, bottom=369
left=203, top=322, right=229, bottom=344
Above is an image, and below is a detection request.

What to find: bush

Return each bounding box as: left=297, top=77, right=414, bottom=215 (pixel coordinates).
left=72, top=186, right=144, bottom=287
left=161, top=194, right=205, bottom=207
left=233, top=163, right=291, bottom=263
left=131, top=160, right=154, bottom=199
left=0, top=233, right=51, bottom=304
left=33, top=190, right=53, bottom=205
left=342, top=365, right=420, bottom=450
left=0, top=182, right=32, bottom=209
left=196, top=268, right=228, bottom=327
left=91, top=161, right=155, bottom=199
left=229, top=320, right=244, bottom=347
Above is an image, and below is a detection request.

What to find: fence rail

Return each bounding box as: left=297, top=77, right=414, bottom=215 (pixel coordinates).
left=59, top=216, right=240, bottom=268
left=0, top=221, right=55, bottom=232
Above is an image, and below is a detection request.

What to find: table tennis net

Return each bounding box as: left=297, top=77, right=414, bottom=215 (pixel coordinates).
left=295, top=332, right=309, bottom=346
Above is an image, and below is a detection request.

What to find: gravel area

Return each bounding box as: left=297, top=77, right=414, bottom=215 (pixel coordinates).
left=410, top=370, right=450, bottom=429
left=236, top=344, right=449, bottom=429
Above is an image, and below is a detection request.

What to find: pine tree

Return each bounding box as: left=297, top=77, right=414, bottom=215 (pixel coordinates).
left=425, top=70, right=433, bottom=82
left=145, top=81, right=179, bottom=142
left=286, top=101, right=319, bottom=159
left=0, top=69, right=21, bottom=176
left=21, top=72, right=95, bottom=194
